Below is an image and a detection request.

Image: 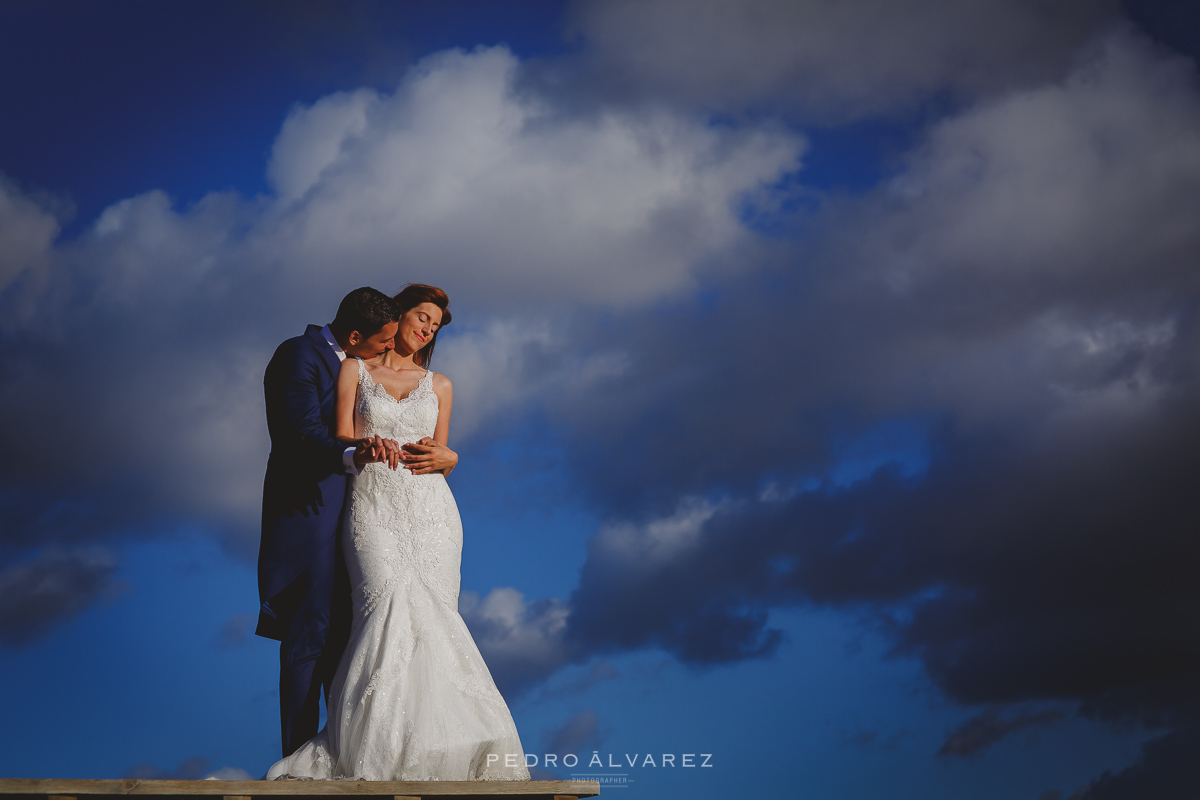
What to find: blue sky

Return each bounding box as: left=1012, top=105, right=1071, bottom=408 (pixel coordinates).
left=2, top=2, right=1200, bottom=798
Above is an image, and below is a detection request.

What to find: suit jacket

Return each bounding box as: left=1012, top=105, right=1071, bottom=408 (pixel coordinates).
left=256, top=324, right=350, bottom=640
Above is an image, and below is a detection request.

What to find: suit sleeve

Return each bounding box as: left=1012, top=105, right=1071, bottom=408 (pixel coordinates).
left=265, top=340, right=349, bottom=475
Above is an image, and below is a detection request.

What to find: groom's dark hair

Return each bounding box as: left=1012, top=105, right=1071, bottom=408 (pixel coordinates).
left=330, top=287, right=400, bottom=338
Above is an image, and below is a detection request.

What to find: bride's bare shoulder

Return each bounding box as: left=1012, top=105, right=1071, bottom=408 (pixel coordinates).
left=338, top=357, right=363, bottom=386
left=431, top=372, right=452, bottom=393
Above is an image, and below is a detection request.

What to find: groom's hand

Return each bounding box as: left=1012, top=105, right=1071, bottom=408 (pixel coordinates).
left=352, top=437, right=377, bottom=468
left=401, top=437, right=458, bottom=475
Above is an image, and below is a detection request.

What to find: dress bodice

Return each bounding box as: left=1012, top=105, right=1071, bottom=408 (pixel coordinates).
left=354, top=358, right=438, bottom=444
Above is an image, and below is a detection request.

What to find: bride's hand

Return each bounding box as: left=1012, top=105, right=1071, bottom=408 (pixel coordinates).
left=354, top=435, right=402, bottom=469
left=401, top=437, right=458, bottom=475
left=379, top=436, right=402, bottom=470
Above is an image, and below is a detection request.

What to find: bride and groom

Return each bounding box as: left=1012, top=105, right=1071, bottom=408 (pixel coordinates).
left=255, top=285, right=529, bottom=781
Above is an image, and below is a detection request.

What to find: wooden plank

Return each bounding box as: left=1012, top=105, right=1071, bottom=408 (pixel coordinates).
left=0, top=780, right=599, bottom=799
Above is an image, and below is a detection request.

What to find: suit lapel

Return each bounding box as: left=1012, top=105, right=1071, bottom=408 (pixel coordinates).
left=305, top=324, right=342, bottom=383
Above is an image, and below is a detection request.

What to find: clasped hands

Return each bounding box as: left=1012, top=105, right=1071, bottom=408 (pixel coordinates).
left=401, top=436, right=458, bottom=475
left=353, top=435, right=457, bottom=475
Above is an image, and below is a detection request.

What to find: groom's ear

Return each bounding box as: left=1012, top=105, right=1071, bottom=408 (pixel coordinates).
left=346, top=330, right=362, bottom=346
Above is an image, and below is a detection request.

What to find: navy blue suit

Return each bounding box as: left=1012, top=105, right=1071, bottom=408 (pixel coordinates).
left=257, top=324, right=353, bottom=757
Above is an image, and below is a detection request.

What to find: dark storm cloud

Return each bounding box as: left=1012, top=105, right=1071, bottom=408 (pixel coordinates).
left=461, top=35, right=1200, bottom=798
left=550, top=379, right=1200, bottom=702
left=0, top=547, right=119, bottom=646
left=0, top=187, right=278, bottom=558
left=937, top=708, right=1066, bottom=758
left=566, top=0, right=1120, bottom=121
left=1067, top=725, right=1200, bottom=799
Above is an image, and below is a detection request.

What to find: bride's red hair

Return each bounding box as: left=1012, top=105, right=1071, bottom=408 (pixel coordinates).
left=393, top=283, right=451, bottom=369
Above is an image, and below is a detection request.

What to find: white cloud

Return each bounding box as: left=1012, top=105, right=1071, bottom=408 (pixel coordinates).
left=263, top=46, right=804, bottom=309
left=459, top=587, right=571, bottom=692
left=0, top=175, right=59, bottom=292
left=592, top=495, right=723, bottom=567
left=201, top=767, right=256, bottom=780
left=0, top=44, right=801, bottom=555
left=268, top=88, right=378, bottom=203
left=761, top=29, right=1200, bottom=437
left=436, top=319, right=628, bottom=438
left=870, top=30, right=1200, bottom=297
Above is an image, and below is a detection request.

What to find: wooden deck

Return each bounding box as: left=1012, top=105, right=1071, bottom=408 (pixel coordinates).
left=0, top=779, right=599, bottom=800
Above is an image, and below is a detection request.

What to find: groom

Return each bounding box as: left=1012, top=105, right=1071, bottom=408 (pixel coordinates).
left=256, top=286, right=401, bottom=757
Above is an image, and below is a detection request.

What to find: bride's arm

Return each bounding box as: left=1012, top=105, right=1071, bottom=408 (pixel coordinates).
left=432, top=374, right=453, bottom=447
left=335, top=358, right=360, bottom=444
left=336, top=359, right=400, bottom=470
left=404, top=374, right=458, bottom=476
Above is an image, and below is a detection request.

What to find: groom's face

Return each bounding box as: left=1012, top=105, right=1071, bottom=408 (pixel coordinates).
left=344, top=321, right=399, bottom=358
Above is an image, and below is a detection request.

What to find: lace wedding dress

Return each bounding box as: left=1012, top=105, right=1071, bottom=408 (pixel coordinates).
left=264, top=360, right=530, bottom=781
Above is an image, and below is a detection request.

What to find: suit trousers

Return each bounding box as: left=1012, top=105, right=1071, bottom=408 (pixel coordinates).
left=275, top=530, right=352, bottom=757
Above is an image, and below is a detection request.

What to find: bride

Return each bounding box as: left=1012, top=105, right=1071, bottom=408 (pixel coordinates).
left=265, top=284, right=530, bottom=781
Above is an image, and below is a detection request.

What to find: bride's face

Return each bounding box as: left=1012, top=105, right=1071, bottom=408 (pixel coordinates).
left=393, top=302, right=443, bottom=355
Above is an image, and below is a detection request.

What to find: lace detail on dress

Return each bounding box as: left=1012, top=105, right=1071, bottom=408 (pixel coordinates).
left=263, top=358, right=528, bottom=782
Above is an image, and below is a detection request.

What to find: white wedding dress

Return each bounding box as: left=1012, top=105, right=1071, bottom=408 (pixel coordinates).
left=265, top=360, right=530, bottom=781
